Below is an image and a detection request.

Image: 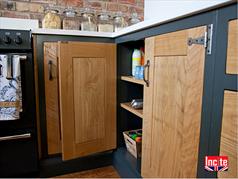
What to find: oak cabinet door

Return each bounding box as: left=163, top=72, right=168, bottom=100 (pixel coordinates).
left=142, top=26, right=206, bottom=177
left=44, top=42, right=61, bottom=155
left=58, top=42, right=116, bottom=161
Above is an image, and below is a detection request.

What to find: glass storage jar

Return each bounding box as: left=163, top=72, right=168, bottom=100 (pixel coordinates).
left=63, top=7, right=80, bottom=30
left=97, top=11, right=113, bottom=32
left=113, top=12, right=128, bottom=32
left=42, top=7, right=61, bottom=29
left=81, top=8, right=97, bottom=31
left=129, top=12, right=141, bottom=25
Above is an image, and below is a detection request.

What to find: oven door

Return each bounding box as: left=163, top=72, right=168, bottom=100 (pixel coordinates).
left=0, top=53, right=36, bottom=130
left=0, top=129, right=38, bottom=177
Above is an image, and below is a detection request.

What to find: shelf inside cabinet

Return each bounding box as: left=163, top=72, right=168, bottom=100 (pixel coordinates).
left=121, top=76, right=145, bottom=85
left=120, top=102, right=143, bottom=119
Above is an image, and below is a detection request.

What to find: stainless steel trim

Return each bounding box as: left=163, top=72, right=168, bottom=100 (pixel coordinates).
left=20, top=55, right=27, bottom=61
left=0, top=133, right=31, bottom=141
left=13, top=55, right=27, bottom=61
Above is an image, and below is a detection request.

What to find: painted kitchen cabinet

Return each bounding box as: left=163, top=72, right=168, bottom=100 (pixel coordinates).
left=43, top=42, right=116, bottom=160
left=32, top=2, right=237, bottom=178
left=218, top=19, right=238, bottom=178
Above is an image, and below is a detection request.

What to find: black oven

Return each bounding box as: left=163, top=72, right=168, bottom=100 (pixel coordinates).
left=0, top=29, right=38, bottom=177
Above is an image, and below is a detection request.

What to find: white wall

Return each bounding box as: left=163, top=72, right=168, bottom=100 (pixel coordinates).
left=0, top=17, right=39, bottom=30
left=144, top=0, right=232, bottom=20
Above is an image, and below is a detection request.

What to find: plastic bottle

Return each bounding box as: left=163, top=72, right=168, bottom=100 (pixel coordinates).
left=132, top=49, right=141, bottom=76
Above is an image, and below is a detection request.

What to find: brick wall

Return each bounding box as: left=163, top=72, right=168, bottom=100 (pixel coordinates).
left=0, top=0, right=144, bottom=27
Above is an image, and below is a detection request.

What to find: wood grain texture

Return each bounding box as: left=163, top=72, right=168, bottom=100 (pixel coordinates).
left=44, top=42, right=61, bottom=155
left=121, top=76, right=145, bottom=85
left=218, top=91, right=238, bottom=178
left=142, top=26, right=206, bottom=178
left=154, top=30, right=188, bottom=56
left=141, top=37, right=155, bottom=178
left=226, top=19, right=238, bottom=74
left=120, top=102, right=143, bottom=118
left=73, top=58, right=105, bottom=144
left=55, top=166, right=120, bottom=178
left=58, top=42, right=116, bottom=161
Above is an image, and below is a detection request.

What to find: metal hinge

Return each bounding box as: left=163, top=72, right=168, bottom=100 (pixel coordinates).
left=187, top=24, right=213, bottom=55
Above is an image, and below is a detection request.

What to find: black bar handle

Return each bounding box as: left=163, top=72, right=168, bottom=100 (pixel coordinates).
left=48, top=60, right=53, bottom=81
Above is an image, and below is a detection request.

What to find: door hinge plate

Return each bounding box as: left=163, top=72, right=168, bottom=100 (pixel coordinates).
left=187, top=24, right=213, bottom=55
left=206, top=24, right=213, bottom=55
left=188, top=36, right=205, bottom=46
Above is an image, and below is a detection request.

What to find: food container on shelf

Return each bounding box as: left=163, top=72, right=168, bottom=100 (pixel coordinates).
left=113, top=11, right=128, bottom=32
left=63, top=7, right=80, bottom=30
left=80, top=8, right=97, bottom=31
left=97, top=11, right=114, bottom=32
left=42, top=7, right=61, bottom=29
left=129, top=12, right=141, bottom=25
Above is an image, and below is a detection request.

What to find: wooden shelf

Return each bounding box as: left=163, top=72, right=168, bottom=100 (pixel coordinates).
left=121, top=76, right=145, bottom=85
left=120, top=102, right=143, bottom=119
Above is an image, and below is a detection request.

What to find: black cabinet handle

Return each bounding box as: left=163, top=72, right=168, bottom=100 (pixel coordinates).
left=143, top=60, right=150, bottom=87
left=48, top=60, right=53, bottom=81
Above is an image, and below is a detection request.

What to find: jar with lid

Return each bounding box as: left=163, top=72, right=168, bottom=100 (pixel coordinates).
left=42, top=7, right=61, bottom=29
left=129, top=12, right=141, bottom=26
left=113, top=12, right=128, bottom=32
left=63, top=7, right=80, bottom=30
left=97, top=11, right=113, bottom=32
left=81, top=8, right=97, bottom=31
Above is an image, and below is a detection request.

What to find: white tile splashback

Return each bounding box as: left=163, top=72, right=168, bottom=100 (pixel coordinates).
left=0, top=17, right=39, bottom=30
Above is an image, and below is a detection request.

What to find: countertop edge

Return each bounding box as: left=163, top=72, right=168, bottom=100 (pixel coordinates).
left=31, top=0, right=236, bottom=38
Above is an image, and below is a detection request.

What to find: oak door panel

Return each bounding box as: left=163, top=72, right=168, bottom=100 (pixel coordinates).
left=226, top=19, right=238, bottom=74
left=218, top=91, right=238, bottom=178
left=43, top=42, right=61, bottom=155
left=154, top=30, right=188, bottom=56
left=73, top=58, right=105, bottom=144
left=142, top=26, right=206, bottom=178
left=58, top=42, right=116, bottom=160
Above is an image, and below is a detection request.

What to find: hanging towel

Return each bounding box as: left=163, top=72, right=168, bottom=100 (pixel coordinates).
left=0, top=54, right=22, bottom=120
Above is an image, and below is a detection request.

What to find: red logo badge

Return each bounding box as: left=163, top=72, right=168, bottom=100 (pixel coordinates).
left=205, top=156, right=228, bottom=171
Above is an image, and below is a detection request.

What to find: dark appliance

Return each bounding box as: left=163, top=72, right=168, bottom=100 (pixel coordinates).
left=0, top=29, right=38, bottom=177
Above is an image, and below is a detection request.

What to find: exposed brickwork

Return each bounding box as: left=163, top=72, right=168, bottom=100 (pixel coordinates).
left=0, top=0, right=144, bottom=27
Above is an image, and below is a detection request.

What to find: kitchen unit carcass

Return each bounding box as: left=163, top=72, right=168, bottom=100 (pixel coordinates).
left=218, top=19, right=237, bottom=178
left=32, top=2, right=237, bottom=178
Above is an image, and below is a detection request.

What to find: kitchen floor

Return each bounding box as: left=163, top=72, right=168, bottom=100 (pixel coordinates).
left=54, top=166, right=120, bottom=178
